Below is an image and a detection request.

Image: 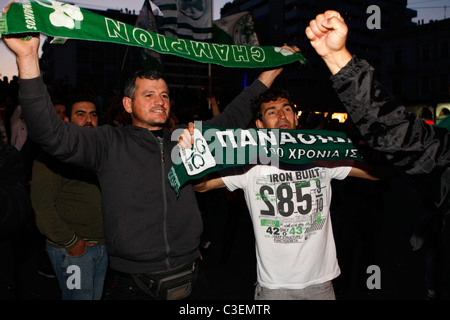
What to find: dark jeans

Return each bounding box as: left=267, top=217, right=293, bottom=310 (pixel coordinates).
left=103, top=260, right=210, bottom=300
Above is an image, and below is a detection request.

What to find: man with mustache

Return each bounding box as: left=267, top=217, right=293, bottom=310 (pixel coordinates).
left=1, top=1, right=287, bottom=299
left=31, top=96, right=107, bottom=300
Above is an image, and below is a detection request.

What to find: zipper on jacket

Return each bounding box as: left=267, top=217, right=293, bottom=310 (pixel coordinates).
left=150, top=131, right=171, bottom=268
left=161, top=147, right=171, bottom=269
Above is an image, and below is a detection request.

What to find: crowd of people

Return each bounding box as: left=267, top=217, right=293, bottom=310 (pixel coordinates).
left=1, top=7, right=449, bottom=301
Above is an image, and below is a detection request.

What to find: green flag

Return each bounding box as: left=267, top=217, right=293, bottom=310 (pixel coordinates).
left=0, top=1, right=307, bottom=68
left=436, top=115, right=450, bottom=130
left=169, top=125, right=364, bottom=196
left=213, top=12, right=259, bottom=46
left=135, top=0, right=162, bottom=71
left=153, top=0, right=212, bottom=42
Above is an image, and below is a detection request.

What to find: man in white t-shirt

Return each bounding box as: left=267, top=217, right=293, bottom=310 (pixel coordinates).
left=179, top=88, right=378, bottom=300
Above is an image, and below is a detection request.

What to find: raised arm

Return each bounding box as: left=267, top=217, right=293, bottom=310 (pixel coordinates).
left=204, top=46, right=298, bottom=128
left=2, top=3, right=41, bottom=79
left=306, top=10, right=450, bottom=212
left=256, top=66, right=283, bottom=88
left=203, top=67, right=280, bottom=128
left=306, top=10, right=450, bottom=173
left=2, top=4, right=104, bottom=169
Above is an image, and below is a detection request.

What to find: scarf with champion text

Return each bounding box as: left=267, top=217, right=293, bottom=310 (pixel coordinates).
left=0, top=0, right=307, bottom=68
left=169, top=126, right=365, bottom=196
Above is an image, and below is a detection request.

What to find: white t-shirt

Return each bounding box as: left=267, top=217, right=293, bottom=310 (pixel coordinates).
left=223, top=165, right=352, bottom=289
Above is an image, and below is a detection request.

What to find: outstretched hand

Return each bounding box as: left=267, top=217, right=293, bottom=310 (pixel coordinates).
left=306, top=11, right=347, bottom=58
left=305, top=10, right=352, bottom=75
left=2, top=1, right=41, bottom=78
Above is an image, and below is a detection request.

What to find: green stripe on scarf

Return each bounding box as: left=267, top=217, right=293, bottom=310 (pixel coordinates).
left=169, top=126, right=364, bottom=196
left=0, top=1, right=307, bottom=68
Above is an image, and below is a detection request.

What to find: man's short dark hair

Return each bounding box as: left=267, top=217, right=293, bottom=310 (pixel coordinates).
left=124, top=69, right=166, bottom=100
left=251, top=88, right=295, bottom=121
left=67, top=94, right=98, bottom=120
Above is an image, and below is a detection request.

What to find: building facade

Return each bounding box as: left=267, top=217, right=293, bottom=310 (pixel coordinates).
left=380, top=18, right=450, bottom=123
left=40, top=1, right=449, bottom=125
left=220, top=0, right=417, bottom=113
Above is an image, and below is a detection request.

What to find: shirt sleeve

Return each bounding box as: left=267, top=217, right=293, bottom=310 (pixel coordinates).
left=330, top=57, right=450, bottom=176
left=222, top=173, right=246, bottom=192
left=330, top=57, right=450, bottom=212
left=328, top=166, right=352, bottom=181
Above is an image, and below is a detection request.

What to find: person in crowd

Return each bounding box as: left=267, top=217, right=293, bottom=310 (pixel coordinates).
left=0, top=139, right=33, bottom=299
left=180, top=88, right=380, bottom=300
left=1, top=6, right=290, bottom=298
left=9, top=99, right=67, bottom=280
left=31, top=96, right=107, bottom=300
left=0, top=116, right=7, bottom=144
left=305, top=9, right=450, bottom=299
left=52, top=99, right=69, bottom=122
left=419, top=108, right=434, bottom=125
left=9, top=104, right=27, bottom=152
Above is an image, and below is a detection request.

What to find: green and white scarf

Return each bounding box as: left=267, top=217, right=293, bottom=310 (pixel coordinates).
left=169, top=126, right=364, bottom=195
left=0, top=0, right=307, bottom=68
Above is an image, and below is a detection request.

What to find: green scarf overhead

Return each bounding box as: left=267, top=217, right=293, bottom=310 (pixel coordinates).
left=169, top=126, right=364, bottom=196
left=0, top=0, right=307, bottom=68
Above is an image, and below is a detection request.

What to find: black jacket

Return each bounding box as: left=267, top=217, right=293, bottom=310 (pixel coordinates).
left=19, top=75, right=267, bottom=273
left=0, top=142, right=32, bottom=237
left=331, top=57, right=450, bottom=217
